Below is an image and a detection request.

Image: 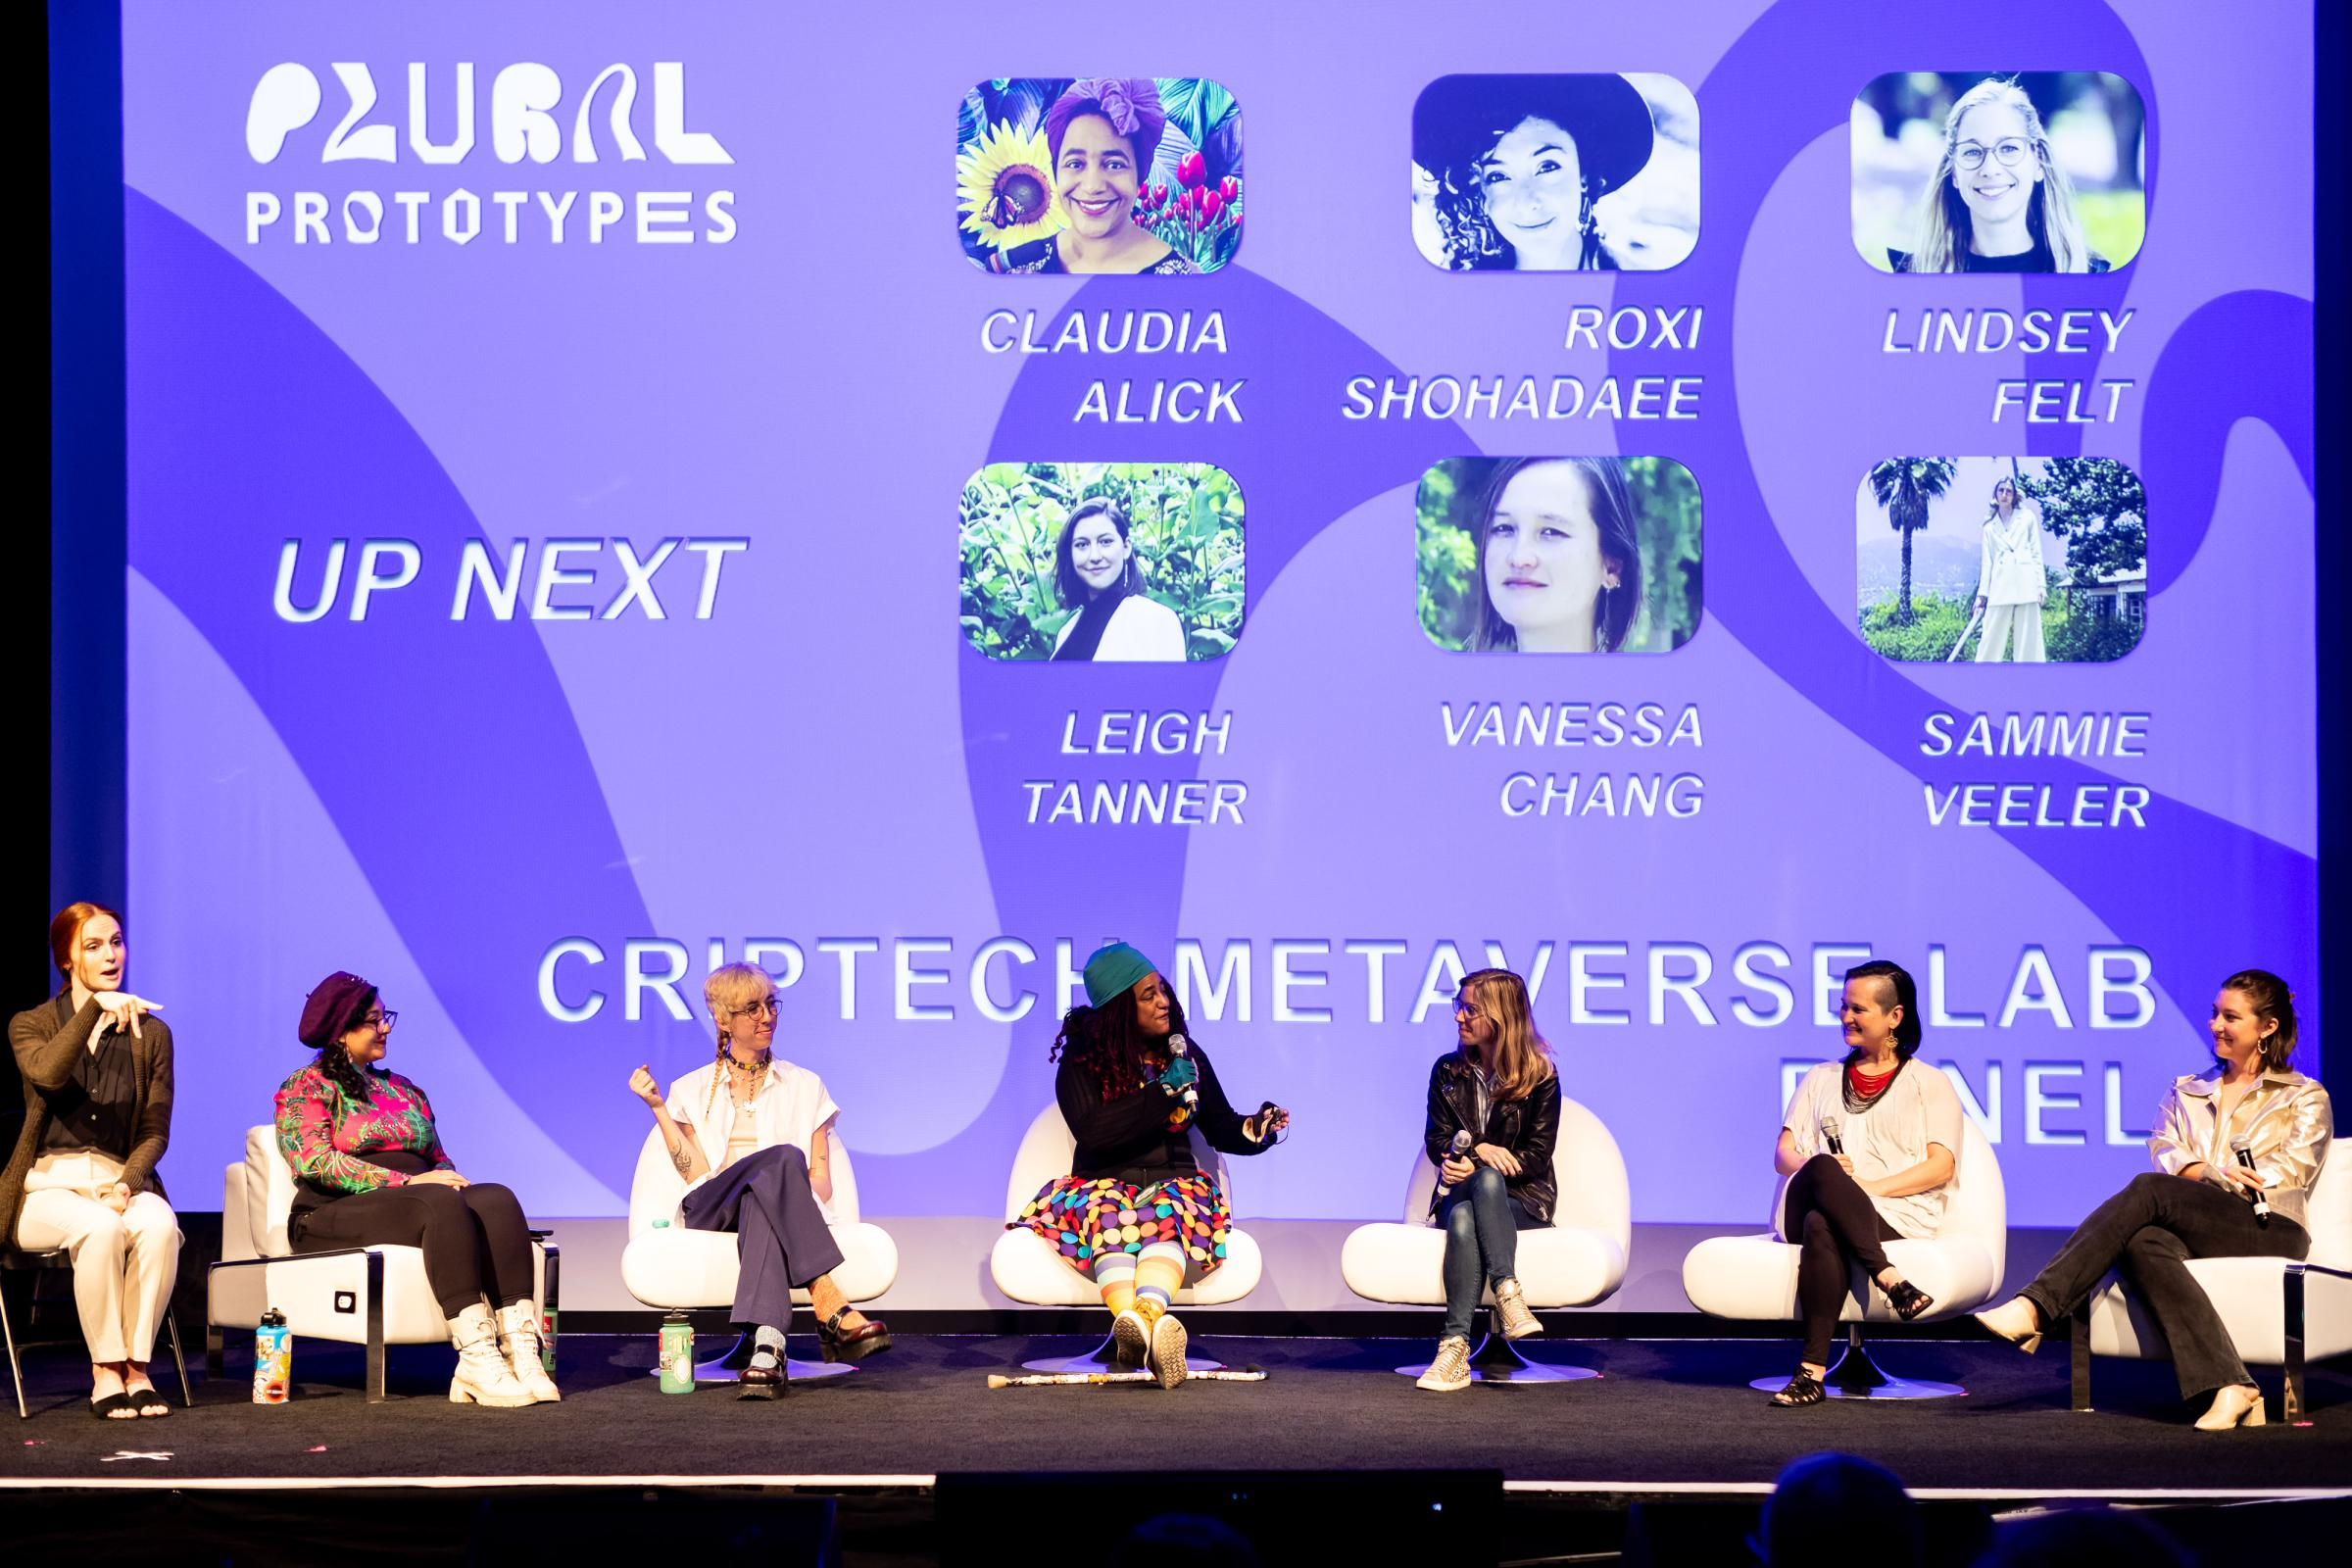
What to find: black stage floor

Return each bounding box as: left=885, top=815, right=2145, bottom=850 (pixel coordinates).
left=5, top=1332, right=2349, bottom=1495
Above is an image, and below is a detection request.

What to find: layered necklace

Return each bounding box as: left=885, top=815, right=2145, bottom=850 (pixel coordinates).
left=726, top=1048, right=773, bottom=1106
left=1842, top=1055, right=1905, bottom=1114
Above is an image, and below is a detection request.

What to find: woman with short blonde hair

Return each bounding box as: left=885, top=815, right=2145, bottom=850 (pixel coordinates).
left=626, top=962, right=889, bottom=1398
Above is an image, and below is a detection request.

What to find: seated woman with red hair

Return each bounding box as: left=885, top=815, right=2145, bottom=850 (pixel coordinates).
left=6, top=903, right=179, bottom=1419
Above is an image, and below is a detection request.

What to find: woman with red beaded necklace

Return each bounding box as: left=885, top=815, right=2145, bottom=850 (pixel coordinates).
left=1767, top=959, right=1964, bottom=1407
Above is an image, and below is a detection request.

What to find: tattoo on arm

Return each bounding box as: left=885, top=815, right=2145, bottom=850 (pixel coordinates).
left=668, top=1140, right=692, bottom=1175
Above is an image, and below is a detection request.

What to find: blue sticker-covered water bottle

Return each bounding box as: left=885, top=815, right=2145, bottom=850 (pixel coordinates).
left=253, top=1306, right=292, bottom=1403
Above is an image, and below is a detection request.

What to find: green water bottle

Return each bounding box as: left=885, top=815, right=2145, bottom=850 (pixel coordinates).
left=659, top=1310, right=695, bottom=1394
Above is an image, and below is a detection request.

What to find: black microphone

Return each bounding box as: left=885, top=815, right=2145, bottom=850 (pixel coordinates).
left=2231, top=1137, right=2271, bottom=1225
left=1434, top=1130, right=1474, bottom=1200
left=1820, top=1113, right=1844, bottom=1156
left=1164, top=1033, right=1199, bottom=1111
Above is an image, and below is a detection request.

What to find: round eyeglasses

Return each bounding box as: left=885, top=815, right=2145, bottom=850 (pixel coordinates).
left=1954, top=138, right=2033, bottom=173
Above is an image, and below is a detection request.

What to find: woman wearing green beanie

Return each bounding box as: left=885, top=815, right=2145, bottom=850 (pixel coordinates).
left=1008, top=942, right=1290, bottom=1388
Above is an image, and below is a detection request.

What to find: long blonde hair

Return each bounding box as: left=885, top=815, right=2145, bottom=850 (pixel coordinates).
left=1908, top=78, right=2093, bottom=273
left=1457, top=967, right=1555, bottom=1101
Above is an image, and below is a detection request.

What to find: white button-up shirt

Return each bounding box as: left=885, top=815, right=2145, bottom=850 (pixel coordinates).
left=663, top=1058, right=843, bottom=1225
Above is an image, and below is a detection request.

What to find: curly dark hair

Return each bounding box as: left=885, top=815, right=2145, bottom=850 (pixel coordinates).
left=1051, top=984, right=1190, bottom=1102
left=315, top=1043, right=374, bottom=1104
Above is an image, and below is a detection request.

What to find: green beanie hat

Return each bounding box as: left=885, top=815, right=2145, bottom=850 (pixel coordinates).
left=1082, top=942, right=1157, bottom=1008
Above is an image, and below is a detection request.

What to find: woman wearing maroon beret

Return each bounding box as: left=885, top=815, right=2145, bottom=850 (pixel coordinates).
left=272, top=972, right=554, bottom=1407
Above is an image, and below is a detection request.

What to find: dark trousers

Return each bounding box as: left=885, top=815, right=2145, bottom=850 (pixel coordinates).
left=291, top=1181, right=536, bottom=1318
left=1438, top=1166, right=1546, bottom=1341
left=1782, top=1153, right=1902, bottom=1366
left=681, top=1144, right=845, bottom=1333
left=2018, top=1170, right=2311, bottom=1398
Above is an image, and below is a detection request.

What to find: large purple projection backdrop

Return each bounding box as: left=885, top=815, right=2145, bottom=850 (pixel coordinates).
left=119, top=2, right=2316, bottom=1225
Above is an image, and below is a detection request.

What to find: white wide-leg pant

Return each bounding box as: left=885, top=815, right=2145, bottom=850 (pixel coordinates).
left=13, top=1151, right=180, bottom=1364
left=1976, top=601, right=2047, bottom=662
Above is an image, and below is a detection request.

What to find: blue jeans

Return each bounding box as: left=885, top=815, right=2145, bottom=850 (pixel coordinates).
left=1439, top=1166, right=1546, bottom=1340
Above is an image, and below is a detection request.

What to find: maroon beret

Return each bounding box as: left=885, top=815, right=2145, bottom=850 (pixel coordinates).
left=299, top=971, right=378, bottom=1051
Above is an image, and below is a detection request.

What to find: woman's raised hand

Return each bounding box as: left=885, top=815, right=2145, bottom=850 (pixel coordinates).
left=92, top=991, right=162, bottom=1039
left=629, top=1065, right=666, bottom=1109
left=1474, top=1143, right=1523, bottom=1178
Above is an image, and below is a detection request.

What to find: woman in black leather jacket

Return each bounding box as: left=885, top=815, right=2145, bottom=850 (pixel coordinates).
left=1415, top=967, right=1561, bottom=1391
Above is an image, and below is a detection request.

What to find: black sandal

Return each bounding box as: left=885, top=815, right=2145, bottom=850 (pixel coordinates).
left=1770, top=1371, right=1827, bottom=1407
left=817, top=1306, right=892, bottom=1363
left=126, top=1389, right=173, bottom=1417
left=89, top=1393, right=136, bottom=1420
left=1883, top=1278, right=1936, bottom=1321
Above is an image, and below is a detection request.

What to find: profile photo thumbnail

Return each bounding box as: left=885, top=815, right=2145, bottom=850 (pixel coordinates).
left=1410, top=74, right=1698, bottom=272
left=1856, top=455, right=2145, bottom=663
left=1853, top=72, right=2145, bottom=273
left=956, top=77, right=1243, bottom=275
left=961, top=463, right=1245, bottom=662
left=1416, top=456, right=1701, bottom=654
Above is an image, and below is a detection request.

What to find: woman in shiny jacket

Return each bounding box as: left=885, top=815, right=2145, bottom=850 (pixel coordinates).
left=1976, top=969, right=2332, bottom=1429
left=1415, top=967, right=1561, bottom=1391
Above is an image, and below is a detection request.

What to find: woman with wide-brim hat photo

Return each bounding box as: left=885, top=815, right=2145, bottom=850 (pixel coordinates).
left=1412, top=74, right=1656, bottom=270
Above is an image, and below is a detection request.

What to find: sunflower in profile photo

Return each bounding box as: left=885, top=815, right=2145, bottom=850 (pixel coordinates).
left=957, top=119, right=1066, bottom=251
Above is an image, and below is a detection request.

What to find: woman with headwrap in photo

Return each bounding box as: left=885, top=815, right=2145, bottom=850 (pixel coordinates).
left=995, top=78, right=1200, bottom=275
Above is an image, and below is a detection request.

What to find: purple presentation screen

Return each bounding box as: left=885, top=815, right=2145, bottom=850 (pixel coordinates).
left=118, top=2, right=2317, bottom=1227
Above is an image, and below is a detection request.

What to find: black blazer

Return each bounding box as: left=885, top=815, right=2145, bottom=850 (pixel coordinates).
left=1423, top=1053, right=1559, bottom=1224
left=1057, top=1041, right=1269, bottom=1186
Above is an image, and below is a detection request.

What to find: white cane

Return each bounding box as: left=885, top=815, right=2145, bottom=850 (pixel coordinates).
left=1947, top=604, right=1984, bottom=662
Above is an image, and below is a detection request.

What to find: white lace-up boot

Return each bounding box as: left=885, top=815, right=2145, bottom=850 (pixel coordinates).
left=448, top=1301, right=535, bottom=1408
left=496, top=1299, right=562, bottom=1403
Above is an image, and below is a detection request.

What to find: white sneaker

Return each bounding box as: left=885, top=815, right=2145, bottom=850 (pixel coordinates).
left=1110, top=1309, right=1150, bottom=1368
left=448, top=1301, right=535, bottom=1408
left=496, top=1300, right=562, bottom=1403
left=1417, top=1336, right=1472, bottom=1392
left=1147, top=1310, right=1189, bottom=1390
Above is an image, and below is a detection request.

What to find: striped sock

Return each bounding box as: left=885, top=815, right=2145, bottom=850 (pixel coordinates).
left=1094, top=1252, right=1139, bottom=1314
left=1135, top=1241, right=1185, bottom=1319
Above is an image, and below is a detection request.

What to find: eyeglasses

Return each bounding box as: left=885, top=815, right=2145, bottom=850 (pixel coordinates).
left=730, top=999, right=780, bottom=1019
left=1953, top=138, right=2033, bottom=173
left=362, top=1010, right=399, bottom=1030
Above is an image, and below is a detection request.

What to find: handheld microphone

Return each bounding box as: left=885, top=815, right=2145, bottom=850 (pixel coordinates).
left=1820, top=1114, right=1844, bottom=1156
left=2231, top=1138, right=2271, bottom=1225
left=1434, top=1130, right=1475, bottom=1200
left=1164, top=1034, right=1199, bottom=1111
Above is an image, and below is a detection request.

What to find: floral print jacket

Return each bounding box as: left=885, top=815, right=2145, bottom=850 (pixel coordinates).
left=272, top=1062, right=453, bottom=1195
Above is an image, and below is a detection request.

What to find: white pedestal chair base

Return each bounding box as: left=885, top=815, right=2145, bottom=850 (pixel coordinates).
left=991, top=1222, right=1262, bottom=1374
left=1744, top=1324, right=1966, bottom=1400
left=1396, top=1326, right=1600, bottom=1386
left=641, top=1331, right=856, bottom=1385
